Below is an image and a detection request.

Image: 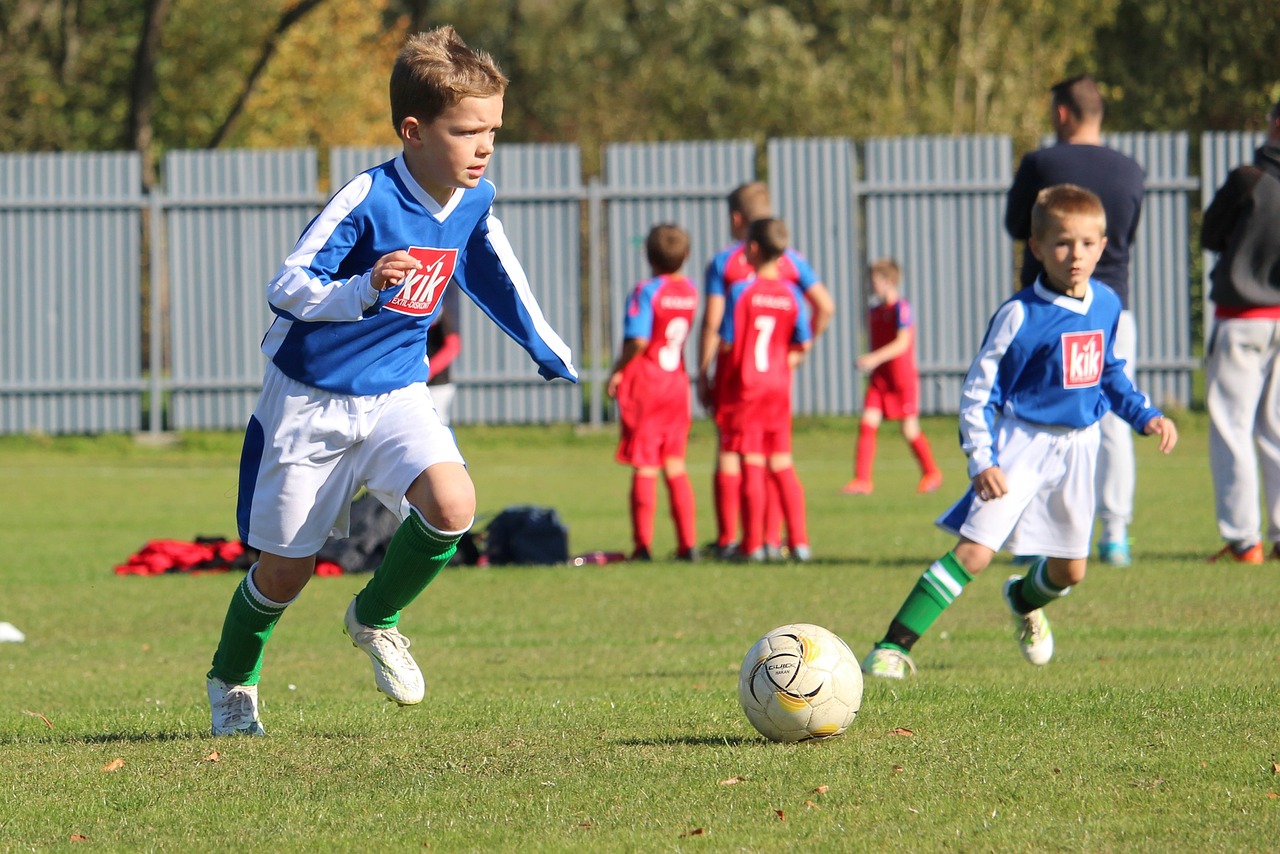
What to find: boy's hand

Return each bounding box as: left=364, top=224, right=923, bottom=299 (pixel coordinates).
left=606, top=371, right=623, bottom=399
left=972, top=466, right=1007, bottom=501
left=1143, top=416, right=1179, bottom=454
left=372, top=250, right=422, bottom=291
left=855, top=354, right=876, bottom=372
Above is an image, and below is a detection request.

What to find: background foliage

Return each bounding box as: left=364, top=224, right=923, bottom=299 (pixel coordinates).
left=3, top=0, right=1277, bottom=181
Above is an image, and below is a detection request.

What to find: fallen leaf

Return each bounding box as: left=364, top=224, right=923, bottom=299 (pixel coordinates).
left=889, top=727, right=914, bottom=737
left=1272, top=762, right=1279, bottom=775
left=804, top=800, right=820, bottom=809
left=203, top=751, right=221, bottom=763
left=775, top=810, right=785, bottom=821
left=1269, top=792, right=1280, bottom=800
left=101, top=758, right=125, bottom=772
left=812, top=785, right=829, bottom=794
left=892, top=764, right=905, bottom=773
left=719, top=775, right=745, bottom=786
left=22, top=710, right=53, bottom=729
left=577, top=821, right=594, bottom=829
left=679, top=828, right=706, bottom=838
left=69, top=835, right=88, bottom=843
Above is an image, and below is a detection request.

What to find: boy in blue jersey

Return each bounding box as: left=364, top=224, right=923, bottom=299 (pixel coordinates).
left=860, top=185, right=1177, bottom=680
left=206, top=26, right=577, bottom=735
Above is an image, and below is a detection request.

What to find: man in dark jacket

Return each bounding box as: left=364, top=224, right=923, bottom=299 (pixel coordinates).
left=1201, top=99, right=1280, bottom=564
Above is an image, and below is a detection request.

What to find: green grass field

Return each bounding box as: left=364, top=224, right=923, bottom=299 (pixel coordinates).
left=3, top=414, right=1279, bottom=851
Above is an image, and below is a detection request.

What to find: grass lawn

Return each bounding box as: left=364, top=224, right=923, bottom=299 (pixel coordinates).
left=2, top=413, right=1279, bottom=851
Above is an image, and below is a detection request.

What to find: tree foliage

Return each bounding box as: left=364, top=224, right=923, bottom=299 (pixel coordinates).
left=1, top=0, right=1274, bottom=176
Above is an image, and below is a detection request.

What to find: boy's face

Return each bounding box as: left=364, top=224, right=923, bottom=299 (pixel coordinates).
left=869, top=272, right=896, bottom=302
left=1028, top=213, right=1106, bottom=297
left=402, top=94, right=504, bottom=206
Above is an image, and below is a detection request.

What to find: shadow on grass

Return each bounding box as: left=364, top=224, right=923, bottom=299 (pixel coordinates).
left=616, top=735, right=758, bottom=747
left=0, top=729, right=204, bottom=746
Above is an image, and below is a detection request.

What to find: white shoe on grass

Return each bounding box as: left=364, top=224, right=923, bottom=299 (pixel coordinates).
left=344, top=598, right=425, bottom=705
left=1002, top=576, right=1054, bottom=665
left=860, top=646, right=917, bottom=679
left=208, top=677, right=266, bottom=737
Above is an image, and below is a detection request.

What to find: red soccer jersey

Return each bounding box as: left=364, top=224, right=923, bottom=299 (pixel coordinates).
left=616, top=274, right=698, bottom=434
left=867, top=297, right=918, bottom=387
left=718, top=276, right=812, bottom=432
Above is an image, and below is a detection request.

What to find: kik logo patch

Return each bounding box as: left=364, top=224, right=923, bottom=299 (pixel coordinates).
left=386, top=247, right=457, bottom=316
left=1061, top=330, right=1104, bottom=388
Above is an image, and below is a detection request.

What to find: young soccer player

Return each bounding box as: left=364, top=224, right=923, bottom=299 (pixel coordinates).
left=698, top=183, right=834, bottom=558
left=843, top=258, right=942, bottom=496
left=717, top=218, right=814, bottom=562
left=607, top=224, right=699, bottom=561
left=860, top=185, right=1177, bottom=679
left=206, top=27, right=577, bottom=735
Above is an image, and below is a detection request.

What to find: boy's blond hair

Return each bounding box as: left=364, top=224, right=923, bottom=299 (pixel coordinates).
left=390, top=26, right=508, bottom=130
left=1031, top=184, right=1107, bottom=240
left=746, top=218, right=788, bottom=263
left=646, top=224, right=690, bottom=275
left=728, top=182, right=773, bottom=222
left=869, top=258, right=901, bottom=285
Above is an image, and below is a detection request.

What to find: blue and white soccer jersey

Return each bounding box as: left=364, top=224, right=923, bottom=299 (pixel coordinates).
left=238, top=155, right=577, bottom=555
left=936, top=279, right=1163, bottom=558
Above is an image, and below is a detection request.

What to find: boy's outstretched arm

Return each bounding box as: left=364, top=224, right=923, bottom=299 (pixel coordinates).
left=1142, top=416, right=1178, bottom=454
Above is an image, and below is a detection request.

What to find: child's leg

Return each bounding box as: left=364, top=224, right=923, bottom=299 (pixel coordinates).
left=873, top=539, right=994, bottom=653
left=208, top=555, right=312, bottom=685
left=902, top=415, right=940, bottom=474
left=763, top=474, right=784, bottom=550
left=662, top=458, right=697, bottom=555
left=629, top=467, right=659, bottom=556
left=769, top=454, right=809, bottom=551
left=714, top=450, right=742, bottom=548
left=1005, top=556, right=1085, bottom=614
left=853, top=409, right=882, bottom=483
left=740, top=454, right=768, bottom=555
left=355, top=462, right=475, bottom=628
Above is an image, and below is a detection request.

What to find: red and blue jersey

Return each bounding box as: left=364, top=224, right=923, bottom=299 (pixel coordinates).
left=616, top=274, right=698, bottom=429
left=704, top=242, right=820, bottom=300
left=867, top=297, right=918, bottom=386
left=718, top=275, right=812, bottom=425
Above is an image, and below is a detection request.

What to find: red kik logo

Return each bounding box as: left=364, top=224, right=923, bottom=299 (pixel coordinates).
left=387, top=247, right=457, bottom=316
left=1061, top=330, right=1104, bottom=388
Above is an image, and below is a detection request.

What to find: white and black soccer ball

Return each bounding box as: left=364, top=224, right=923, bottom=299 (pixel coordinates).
left=738, top=623, right=863, bottom=743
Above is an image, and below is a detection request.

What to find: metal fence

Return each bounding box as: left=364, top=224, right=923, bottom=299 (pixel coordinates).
left=0, top=132, right=1262, bottom=435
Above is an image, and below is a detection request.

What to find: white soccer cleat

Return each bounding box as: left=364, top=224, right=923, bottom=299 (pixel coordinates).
left=344, top=598, right=426, bottom=705
left=860, top=646, right=917, bottom=679
left=1002, top=576, right=1054, bottom=665
left=208, top=677, right=266, bottom=737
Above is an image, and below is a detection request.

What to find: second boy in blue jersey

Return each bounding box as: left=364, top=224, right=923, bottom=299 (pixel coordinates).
left=860, top=184, right=1177, bottom=680
left=207, top=27, right=577, bottom=735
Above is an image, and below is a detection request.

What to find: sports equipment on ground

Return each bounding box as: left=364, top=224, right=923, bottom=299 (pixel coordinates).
left=208, top=677, right=266, bottom=737
left=1002, top=577, right=1054, bottom=665
left=860, top=646, right=917, bottom=680
left=738, top=623, right=863, bottom=742
left=344, top=598, right=426, bottom=705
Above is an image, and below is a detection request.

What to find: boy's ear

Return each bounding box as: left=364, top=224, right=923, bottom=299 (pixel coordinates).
left=400, top=116, right=422, bottom=145
left=1027, top=235, right=1043, bottom=261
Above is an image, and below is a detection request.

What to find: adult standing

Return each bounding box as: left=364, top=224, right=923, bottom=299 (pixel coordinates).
left=1200, top=99, right=1280, bottom=564
left=1005, top=74, right=1145, bottom=566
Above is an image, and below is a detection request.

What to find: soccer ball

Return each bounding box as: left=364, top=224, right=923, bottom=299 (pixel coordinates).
left=738, top=623, right=863, bottom=743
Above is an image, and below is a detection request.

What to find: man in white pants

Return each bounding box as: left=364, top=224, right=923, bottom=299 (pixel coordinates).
left=1201, top=99, right=1280, bottom=563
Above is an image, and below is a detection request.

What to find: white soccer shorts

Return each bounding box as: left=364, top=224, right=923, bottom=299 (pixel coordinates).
left=236, top=363, right=465, bottom=557
left=936, top=417, right=1100, bottom=559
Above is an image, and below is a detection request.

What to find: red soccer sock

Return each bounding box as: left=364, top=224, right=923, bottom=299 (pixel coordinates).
left=665, top=472, right=697, bottom=552
left=910, top=434, right=939, bottom=475
left=772, top=466, right=810, bottom=549
left=741, top=463, right=768, bottom=554
left=764, top=473, right=783, bottom=547
left=855, top=423, right=878, bottom=481
left=630, top=472, right=658, bottom=553
left=715, top=470, right=742, bottom=547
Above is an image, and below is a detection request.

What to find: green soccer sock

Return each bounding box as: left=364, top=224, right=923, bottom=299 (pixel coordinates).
left=1017, top=558, right=1071, bottom=610
left=207, top=567, right=293, bottom=686
left=355, top=510, right=467, bottom=629
left=879, top=551, right=974, bottom=652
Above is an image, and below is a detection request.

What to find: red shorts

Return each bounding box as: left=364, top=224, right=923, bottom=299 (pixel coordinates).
left=616, top=423, right=689, bottom=468
left=719, top=421, right=792, bottom=456
left=865, top=371, right=919, bottom=420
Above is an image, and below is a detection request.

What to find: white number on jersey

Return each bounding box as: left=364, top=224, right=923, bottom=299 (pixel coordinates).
left=752, top=316, right=776, bottom=373
left=657, top=316, right=690, bottom=372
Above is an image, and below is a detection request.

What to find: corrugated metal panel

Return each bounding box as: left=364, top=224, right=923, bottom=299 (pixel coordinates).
left=602, top=140, right=757, bottom=421
left=164, top=149, right=321, bottom=430
left=862, top=135, right=1014, bottom=414
left=767, top=138, right=860, bottom=415
left=1200, top=131, right=1268, bottom=349
left=0, top=152, right=143, bottom=434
